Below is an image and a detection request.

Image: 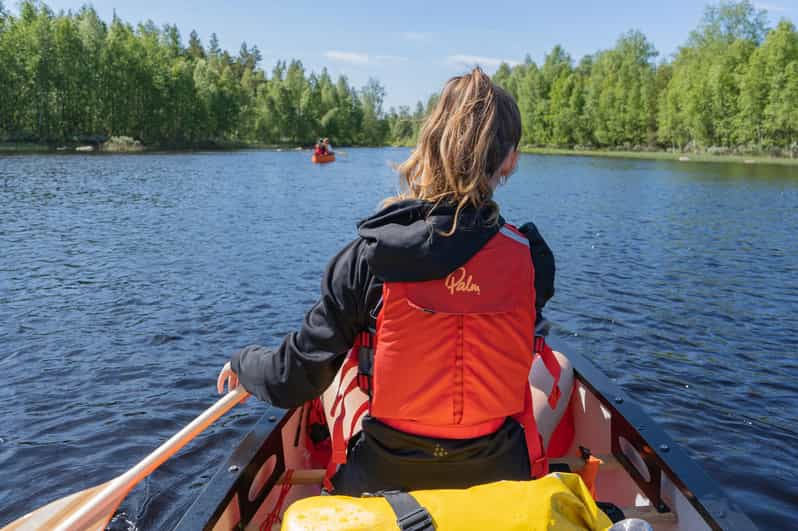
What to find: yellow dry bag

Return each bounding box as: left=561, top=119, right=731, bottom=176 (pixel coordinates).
left=282, top=472, right=612, bottom=530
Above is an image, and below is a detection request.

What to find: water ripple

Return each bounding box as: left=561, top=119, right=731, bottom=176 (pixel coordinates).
left=1, top=149, right=796, bottom=528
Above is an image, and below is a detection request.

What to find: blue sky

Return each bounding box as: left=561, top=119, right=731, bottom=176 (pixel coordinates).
left=36, top=0, right=798, bottom=109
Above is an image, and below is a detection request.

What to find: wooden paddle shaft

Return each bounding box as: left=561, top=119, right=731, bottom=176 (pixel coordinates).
left=53, top=387, right=250, bottom=531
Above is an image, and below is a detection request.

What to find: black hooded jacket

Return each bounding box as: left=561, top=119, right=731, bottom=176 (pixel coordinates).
left=231, top=199, right=555, bottom=408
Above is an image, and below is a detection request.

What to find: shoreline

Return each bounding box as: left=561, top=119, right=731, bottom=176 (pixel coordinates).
left=0, top=141, right=308, bottom=155
left=4, top=142, right=798, bottom=167
left=520, top=147, right=798, bottom=167
left=0, top=142, right=401, bottom=155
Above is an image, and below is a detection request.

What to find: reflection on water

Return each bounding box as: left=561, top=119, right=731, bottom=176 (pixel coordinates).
left=1, top=149, right=796, bottom=527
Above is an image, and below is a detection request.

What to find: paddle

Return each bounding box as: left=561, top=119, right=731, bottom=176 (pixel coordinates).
left=3, top=387, right=250, bottom=531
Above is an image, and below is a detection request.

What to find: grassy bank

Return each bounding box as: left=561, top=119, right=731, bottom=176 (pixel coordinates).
left=521, top=147, right=798, bottom=167
left=0, top=142, right=53, bottom=154
left=0, top=140, right=309, bottom=155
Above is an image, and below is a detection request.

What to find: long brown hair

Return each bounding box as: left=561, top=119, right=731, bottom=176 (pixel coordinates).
left=387, top=67, right=521, bottom=234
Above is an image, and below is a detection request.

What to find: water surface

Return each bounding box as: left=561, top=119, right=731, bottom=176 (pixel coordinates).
left=1, top=149, right=796, bottom=528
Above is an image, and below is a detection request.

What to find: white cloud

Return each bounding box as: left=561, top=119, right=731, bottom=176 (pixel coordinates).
left=447, top=55, right=519, bottom=69
left=323, top=51, right=370, bottom=65
left=322, top=51, right=409, bottom=66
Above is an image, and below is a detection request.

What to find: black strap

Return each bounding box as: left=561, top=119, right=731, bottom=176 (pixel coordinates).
left=357, top=333, right=375, bottom=397
left=382, top=491, right=435, bottom=531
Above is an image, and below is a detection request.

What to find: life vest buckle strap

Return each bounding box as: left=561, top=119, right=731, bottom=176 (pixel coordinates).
left=535, top=336, right=562, bottom=410
left=380, top=490, right=436, bottom=531
left=357, top=344, right=374, bottom=397
left=323, top=460, right=336, bottom=492
left=397, top=507, right=435, bottom=531
left=534, top=336, right=545, bottom=354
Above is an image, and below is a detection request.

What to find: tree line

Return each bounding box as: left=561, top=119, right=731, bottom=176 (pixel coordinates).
left=493, top=1, right=798, bottom=153
left=1, top=1, right=796, bottom=153
left=0, top=1, right=405, bottom=147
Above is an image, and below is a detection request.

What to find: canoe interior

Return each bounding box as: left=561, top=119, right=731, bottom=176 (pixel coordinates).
left=174, top=350, right=755, bottom=531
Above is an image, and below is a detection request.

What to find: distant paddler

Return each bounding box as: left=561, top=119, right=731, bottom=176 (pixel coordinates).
left=312, top=138, right=335, bottom=163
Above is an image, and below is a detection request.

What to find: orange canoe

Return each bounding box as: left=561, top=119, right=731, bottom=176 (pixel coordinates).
left=174, top=349, right=755, bottom=531
left=312, top=153, right=335, bottom=164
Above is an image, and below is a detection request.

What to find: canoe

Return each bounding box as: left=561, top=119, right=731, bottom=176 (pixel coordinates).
left=311, top=153, right=335, bottom=164
left=175, top=348, right=755, bottom=531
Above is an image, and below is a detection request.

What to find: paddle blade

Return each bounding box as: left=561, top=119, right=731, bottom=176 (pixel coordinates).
left=2, top=481, right=123, bottom=531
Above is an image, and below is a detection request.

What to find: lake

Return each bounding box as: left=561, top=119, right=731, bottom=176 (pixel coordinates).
left=1, top=148, right=796, bottom=528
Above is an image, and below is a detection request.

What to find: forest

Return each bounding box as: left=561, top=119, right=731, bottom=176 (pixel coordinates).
left=493, top=1, right=798, bottom=154
left=0, top=1, right=796, bottom=153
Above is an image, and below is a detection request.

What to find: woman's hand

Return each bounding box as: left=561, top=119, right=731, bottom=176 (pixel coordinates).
left=216, top=362, right=240, bottom=394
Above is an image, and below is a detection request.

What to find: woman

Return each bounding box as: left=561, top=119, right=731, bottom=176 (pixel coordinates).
left=218, top=67, right=556, bottom=495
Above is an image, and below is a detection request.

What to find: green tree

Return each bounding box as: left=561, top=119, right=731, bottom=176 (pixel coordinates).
left=548, top=72, right=577, bottom=146
left=586, top=31, right=658, bottom=147
left=570, top=57, right=594, bottom=145
left=387, top=105, right=416, bottom=145
left=187, top=30, right=204, bottom=60
left=359, top=78, right=388, bottom=145
left=689, top=0, right=768, bottom=46
left=5, top=0, right=796, bottom=152
left=759, top=21, right=798, bottom=147
left=493, top=62, right=518, bottom=99
left=207, top=32, right=220, bottom=58
left=660, top=1, right=767, bottom=149
left=515, top=63, right=545, bottom=145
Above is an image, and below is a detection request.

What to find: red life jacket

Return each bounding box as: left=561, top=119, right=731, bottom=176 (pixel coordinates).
left=325, top=224, right=560, bottom=489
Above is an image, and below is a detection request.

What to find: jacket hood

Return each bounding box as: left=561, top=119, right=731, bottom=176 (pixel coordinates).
left=357, top=199, right=504, bottom=282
